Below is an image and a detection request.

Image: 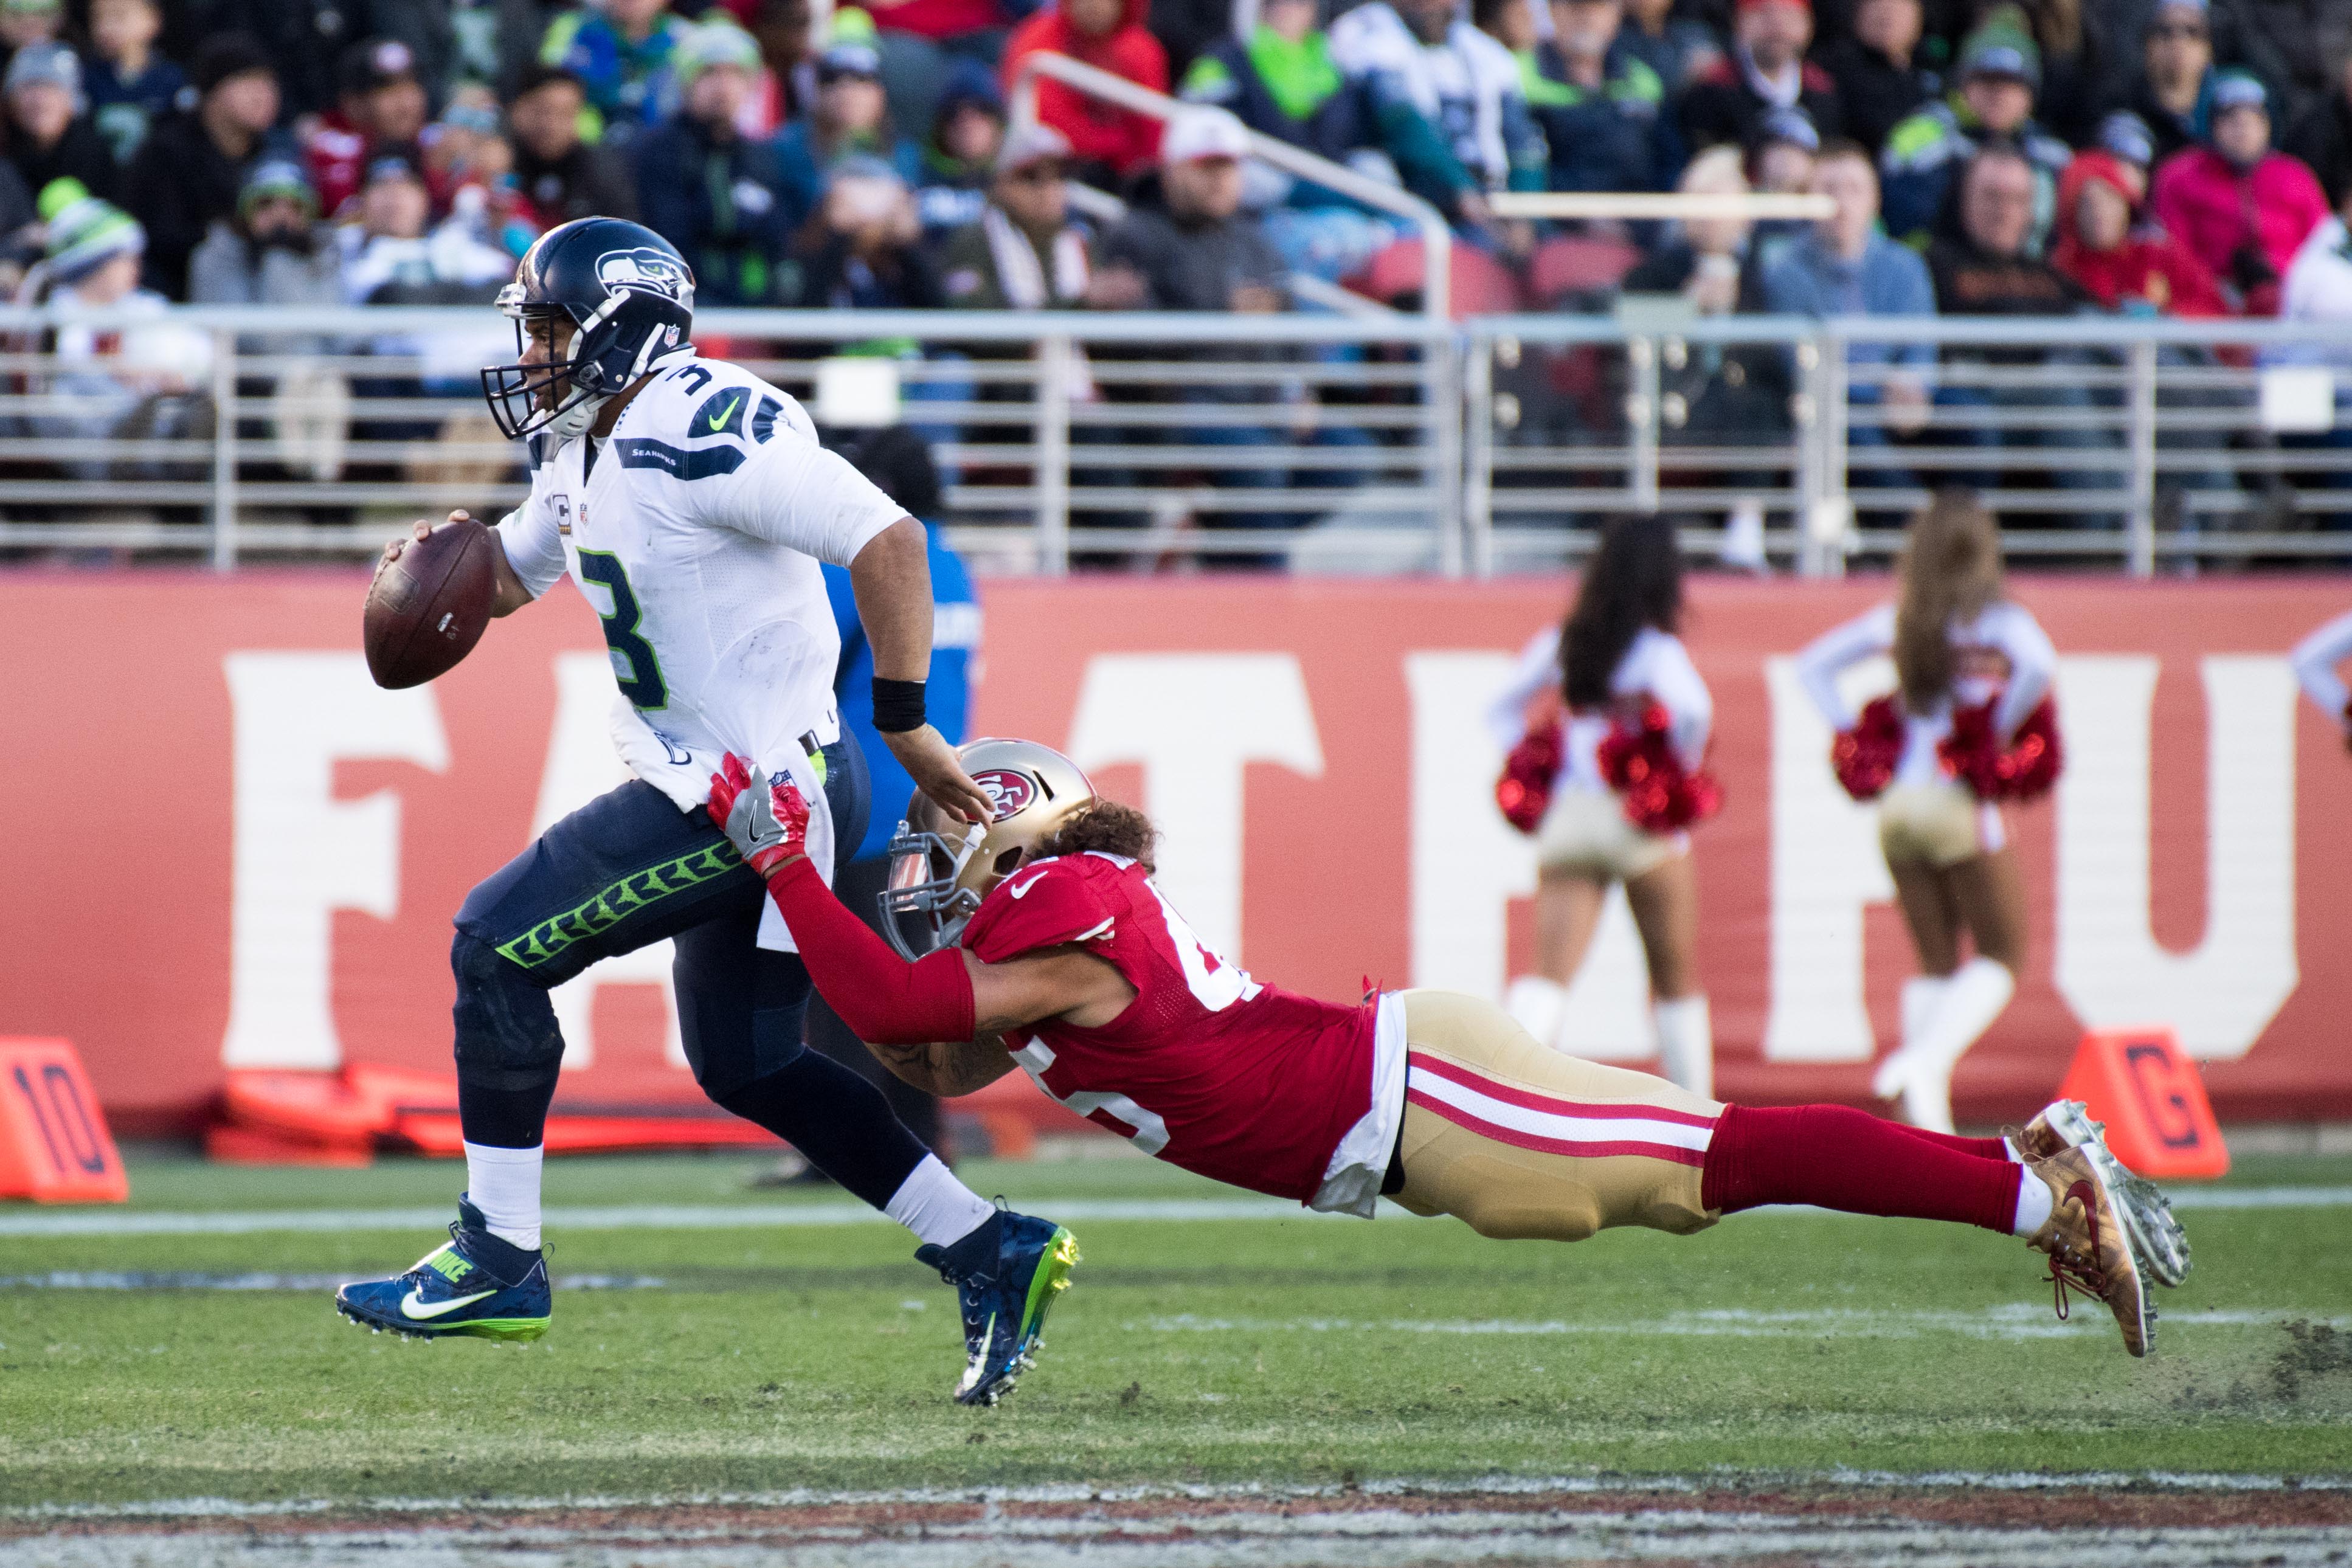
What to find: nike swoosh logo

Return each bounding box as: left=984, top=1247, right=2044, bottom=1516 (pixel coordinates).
left=705, top=397, right=740, bottom=432
left=401, top=1287, right=497, bottom=1320
left=1006, top=872, right=1048, bottom=899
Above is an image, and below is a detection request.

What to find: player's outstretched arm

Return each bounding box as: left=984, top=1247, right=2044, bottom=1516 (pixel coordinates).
left=847, top=518, right=995, bottom=826
left=375, top=512, right=534, bottom=618
left=707, top=756, right=1129, bottom=1097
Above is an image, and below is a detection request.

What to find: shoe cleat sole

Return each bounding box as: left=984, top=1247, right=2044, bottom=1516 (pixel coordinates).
left=2044, top=1103, right=2191, bottom=1288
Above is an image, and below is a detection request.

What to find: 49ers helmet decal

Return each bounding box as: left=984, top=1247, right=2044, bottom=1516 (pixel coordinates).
left=879, top=738, right=1097, bottom=959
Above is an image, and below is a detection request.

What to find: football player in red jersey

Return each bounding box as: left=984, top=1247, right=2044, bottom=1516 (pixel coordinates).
left=705, top=739, right=2190, bottom=1361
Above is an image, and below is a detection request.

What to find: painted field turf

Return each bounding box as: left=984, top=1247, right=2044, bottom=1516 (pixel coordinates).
left=2, top=1148, right=2348, bottom=1510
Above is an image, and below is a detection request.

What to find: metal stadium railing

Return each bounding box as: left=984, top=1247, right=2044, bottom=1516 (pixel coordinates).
left=0, top=303, right=2345, bottom=575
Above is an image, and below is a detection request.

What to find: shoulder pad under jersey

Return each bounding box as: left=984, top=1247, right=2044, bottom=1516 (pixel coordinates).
left=965, top=857, right=1122, bottom=963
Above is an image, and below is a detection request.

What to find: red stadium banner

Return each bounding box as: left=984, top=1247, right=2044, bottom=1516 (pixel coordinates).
left=2, top=570, right=2347, bottom=1134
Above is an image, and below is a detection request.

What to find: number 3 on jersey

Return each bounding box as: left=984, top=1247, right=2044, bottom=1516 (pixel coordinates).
left=576, top=549, right=668, bottom=710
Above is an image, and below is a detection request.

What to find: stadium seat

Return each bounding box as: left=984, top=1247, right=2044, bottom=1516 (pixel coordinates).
left=1527, top=235, right=1642, bottom=306
left=1349, top=237, right=1525, bottom=319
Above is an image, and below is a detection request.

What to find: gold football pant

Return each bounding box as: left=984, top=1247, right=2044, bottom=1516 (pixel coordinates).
left=1391, top=990, right=1724, bottom=1242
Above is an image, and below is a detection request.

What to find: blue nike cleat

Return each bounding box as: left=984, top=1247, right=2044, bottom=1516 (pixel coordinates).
left=334, top=1196, right=551, bottom=1342
left=915, top=1206, right=1080, bottom=1406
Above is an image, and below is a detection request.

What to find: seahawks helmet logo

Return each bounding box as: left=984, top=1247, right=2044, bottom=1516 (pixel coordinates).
left=596, top=247, right=694, bottom=306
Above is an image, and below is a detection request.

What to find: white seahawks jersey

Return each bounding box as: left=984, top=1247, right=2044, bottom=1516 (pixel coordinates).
left=496, top=353, right=905, bottom=945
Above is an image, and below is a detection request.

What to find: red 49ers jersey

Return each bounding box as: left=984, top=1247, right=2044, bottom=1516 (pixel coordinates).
left=963, top=852, right=1380, bottom=1204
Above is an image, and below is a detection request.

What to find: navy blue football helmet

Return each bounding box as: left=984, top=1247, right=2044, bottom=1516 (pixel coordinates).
left=481, top=217, right=696, bottom=442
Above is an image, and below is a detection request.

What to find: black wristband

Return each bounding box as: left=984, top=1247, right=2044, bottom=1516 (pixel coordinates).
left=871, top=677, right=927, bottom=733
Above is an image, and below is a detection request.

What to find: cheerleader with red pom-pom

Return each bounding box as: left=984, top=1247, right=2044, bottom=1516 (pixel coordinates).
left=1487, top=516, right=1721, bottom=1096
left=1794, top=492, right=2058, bottom=1136
left=2291, top=609, right=2352, bottom=751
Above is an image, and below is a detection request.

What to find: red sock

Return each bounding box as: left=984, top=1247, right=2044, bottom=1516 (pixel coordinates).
left=1886, top=1124, right=2013, bottom=1162
left=1700, top=1104, right=2020, bottom=1233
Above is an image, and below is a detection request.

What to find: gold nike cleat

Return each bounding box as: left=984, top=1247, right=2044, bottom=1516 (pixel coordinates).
left=2008, top=1100, right=2191, bottom=1288
left=2024, top=1146, right=2154, bottom=1358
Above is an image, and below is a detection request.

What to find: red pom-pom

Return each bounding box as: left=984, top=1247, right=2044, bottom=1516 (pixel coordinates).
left=1495, top=719, right=1563, bottom=834
left=1830, top=694, right=1905, bottom=801
left=1596, top=698, right=1723, bottom=834
left=1938, top=696, right=2064, bottom=802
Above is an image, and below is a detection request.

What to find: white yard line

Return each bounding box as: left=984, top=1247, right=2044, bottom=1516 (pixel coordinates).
left=2, top=1185, right=2346, bottom=1238
left=9, top=1471, right=2349, bottom=1524
left=1129, top=1305, right=2350, bottom=1341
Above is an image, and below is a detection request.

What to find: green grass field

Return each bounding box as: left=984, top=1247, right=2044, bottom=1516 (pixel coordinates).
left=3, top=1145, right=2349, bottom=1511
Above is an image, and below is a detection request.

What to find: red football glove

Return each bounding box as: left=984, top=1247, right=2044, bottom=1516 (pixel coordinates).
left=707, top=751, right=810, bottom=879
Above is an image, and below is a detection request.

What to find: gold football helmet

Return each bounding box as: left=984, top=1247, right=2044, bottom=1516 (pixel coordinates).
left=878, top=737, right=1098, bottom=958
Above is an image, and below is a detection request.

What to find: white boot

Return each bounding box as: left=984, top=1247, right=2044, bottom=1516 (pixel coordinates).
left=1896, top=958, right=2015, bottom=1136
left=1652, top=995, right=1714, bottom=1099
left=1505, top=976, right=1569, bottom=1052
left=1873, top=975, right=1952, bottom=1099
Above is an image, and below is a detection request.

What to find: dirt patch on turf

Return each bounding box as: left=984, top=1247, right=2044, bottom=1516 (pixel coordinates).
left=9, top=1480, right=2352, bottom=1563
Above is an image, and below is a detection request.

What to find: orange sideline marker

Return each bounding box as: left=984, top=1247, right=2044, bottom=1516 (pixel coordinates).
left=0, top=1038, right=129, bottom=1203
left=2053, top=1027, right=2230, bottom=1181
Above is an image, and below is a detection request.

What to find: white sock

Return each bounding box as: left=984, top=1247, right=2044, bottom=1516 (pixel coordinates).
left=1505, top=976, right=1569, bottom=1052
left=2011, top=1169, right=2053, bottom=1237
left=885, top=1154, right=996, bottom=1248
left=1875, top=975, right=1951, bottom=1099
left=463, top=1141, right=544, bottom=1252
left=1912, top=958, right=2015, bottom=1076
left=1652, top=995, right=1713, bottom=1099
left=2003, top=1138, right=2026, bottom=1164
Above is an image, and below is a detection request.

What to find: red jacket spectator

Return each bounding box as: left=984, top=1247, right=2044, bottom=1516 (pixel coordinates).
left=1000, top=0, right=1166, bottom=179
left=2052, top=151, right=2229, bottom=316
left=2150, top=69, right=2327, bottom=314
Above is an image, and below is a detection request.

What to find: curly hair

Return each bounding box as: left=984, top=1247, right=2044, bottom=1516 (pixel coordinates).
left=1030, top=798, right=1158, bottom=873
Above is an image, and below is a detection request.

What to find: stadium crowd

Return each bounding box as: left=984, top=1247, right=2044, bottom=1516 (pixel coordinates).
left=1, top=0, right=2348, bottom=551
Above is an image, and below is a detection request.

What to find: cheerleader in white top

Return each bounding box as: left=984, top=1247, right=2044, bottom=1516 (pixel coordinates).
left=2291, top=608, right=2352, bottom=748
left=1489, top=516, right=1723, bottom=1096
left=1794, top=493, right=2061, bottom=1136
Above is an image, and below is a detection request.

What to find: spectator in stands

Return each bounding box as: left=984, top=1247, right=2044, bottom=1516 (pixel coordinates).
left=2153, top=69, right=2328, bottom=312
left=309, top=41, right=432, bottom=219
left=4, top=45, right=117, bottom=202
left=2050, top=147, right=2227, bottom=312
left=123, top=34, right=287, bottom=300
left=1678, top=0, right=1843, bottom=153
left=17, top=179, right=215, bottom=486
left=637, top=21, right=792, bottom=303
left=1329, top=0, right=1548, bottom=232
left=1521, top=0, right=1683, bottom=195
left=2110, top=0, right=2214, bottom=166
left=1926, top=142, right=2117, bottom=515
left=540, top=0, right=694, bottom=144
left=1179, top=0, right=1406, bottom=274
left=778, top=153, right=943, bottom=305
left=2095, top=108, right=2158, bottom=192
left=1091, top=108, right=1283, bottom=311
left=0, top=156, right=31, bottom=288
left=1622, top=145, right=1783, bottom=559
left=372, top=0, right=552, bottom=108
left=431, top=85, right=542, bottom=260
left=1880, top=13, right=2070, bottom=248
left=775, top=35, right=925, bottom=232
left=1999, top=0, right=2105, bottom=143
left=1616, top=0, right=1720, bottom=95
left=188, top=156, right=345, bottom=306
left=1819, top=0, right=1934, bottom=156
left=746, top=0, right=820, bottom=126
left=337, top=150, right=514, bottom=303
left=1743, top=104, right=1819, bottom=249
left=2286, top=46, right=2352, bottom=207
left=915, top=58, right=1005, bottom=240
left=861, top=0, right=1020, bottom=138
left=1763, top=138, right=1938, bottom=494
left=0, top=0, right=62, bottom=67
left=1001, top=0, right=1168, bottom=184
left=84, top=0, right=182, bottom=168
left=940, top=122, right=1090, bottom=308
left=508, top=64, right=640, bottom=226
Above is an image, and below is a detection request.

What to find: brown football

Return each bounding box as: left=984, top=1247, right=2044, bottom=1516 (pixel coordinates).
left=363, top=516, right=497, bottom=689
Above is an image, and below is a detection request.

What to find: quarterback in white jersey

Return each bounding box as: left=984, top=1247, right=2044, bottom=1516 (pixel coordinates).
left=334, top=219, right=1079, bottom=1409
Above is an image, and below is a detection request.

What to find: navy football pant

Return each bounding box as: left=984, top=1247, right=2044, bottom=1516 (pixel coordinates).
left=448, top=735, right=930, bottom=1210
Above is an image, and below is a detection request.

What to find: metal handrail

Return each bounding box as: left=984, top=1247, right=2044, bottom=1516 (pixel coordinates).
left=1003, top=50, right=1454, bottom=328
